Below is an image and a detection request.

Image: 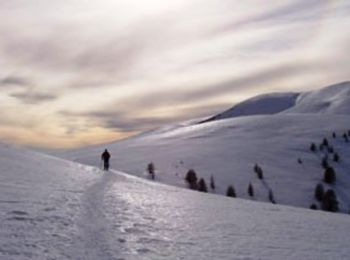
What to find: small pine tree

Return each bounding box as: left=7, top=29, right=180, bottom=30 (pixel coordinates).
left=314, top=183, right=324, bottom=201
left=198, top=178, right=208, bottom=192
left=322, top=138, right=329, bottom=147
left=322, top=189, right=339, bottom=212
left=333, top=153, right=340, bottom=162
left=332, top=132, right=336, bottom=138
left=327, top=146, right=334, bottom=154
left=268, top=189, right=276, bottom=204
left=254, top=164, right=264, bottom=179
left=298, top=158, right=303, bottom=164
left=248, top=183, right=254, bottom=197
left=310, top=204, right=318, bottom=210
left=310, top=143, right=317, bottom=152
left=323, top=167, right=336, bottom=184
left=226, top=185, right=236, bottom=197
left=210, top=175, right=215, bottom=190
left=147, top=162, right=155, bottom=180
left=185, top=169, right=198, bottom=190
left=321, top=157, right=329, bottom=169
left=343, top=133, right=349, bottom=143
left=319, top=143, right=324, bottom=151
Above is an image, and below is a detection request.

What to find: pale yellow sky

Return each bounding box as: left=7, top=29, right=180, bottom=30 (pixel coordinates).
left=0, top=0, right=349, bottom=148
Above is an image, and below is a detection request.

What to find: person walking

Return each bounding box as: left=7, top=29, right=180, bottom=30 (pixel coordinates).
left=101, top=149, right=111, bottom=171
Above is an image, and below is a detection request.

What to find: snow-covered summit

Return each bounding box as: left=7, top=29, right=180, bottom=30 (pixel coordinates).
left=202, top=81, right=350, bottom=123
left=284, top=81, right=350, bottom=115
left=201, top=92, right=299, bottom=123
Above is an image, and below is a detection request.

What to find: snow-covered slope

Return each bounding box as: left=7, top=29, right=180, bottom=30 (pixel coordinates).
left=284, top=81, right=350, bottom=115
left=202, top=81, right=350, bottom=123
left=201, top=92, right=299, bottom=123
left=58, top=82, right=350, bottom=213
left=2, top=142, right=350, bottom=259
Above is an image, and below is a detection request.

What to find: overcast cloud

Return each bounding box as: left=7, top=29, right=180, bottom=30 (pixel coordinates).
left=0, top=0, right=349, bottom=147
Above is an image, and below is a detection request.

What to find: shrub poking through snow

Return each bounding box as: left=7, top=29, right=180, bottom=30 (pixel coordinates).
left=185, top=169, right=198, bottom=190
left=268, top=189, right=276, bottom=204
left=314, top=183, right=324, bottom=201
left=198, top=178, right=208, bottom=193
left=323, top=167, right=336, bottom=184
left=254, top=164, right=264, bottom=179
left=322, top=189, right=339, bottom=212
left=210, top=175, right=215, bottom=190
left=322, top=138, right=329, bottom=147
left=343, top=133, right=349, bottom=142
left=321, top=157, right=329, bottom=169
left=310, top=204, right=318, bottom=210
left=332, top=132, right=336, bottom=138
left=310, top=143, right=317, bottom=152
left=327, top=146, right=334, bottom=154
left=147, top=162, right=155, bottom=180
left=298, top=158, right=303, bottom=164
left=226, top=185, right=236, bottom=197
left=248, top=183, right=254, bottom=197
left=333, top=153, right=340, bottom=162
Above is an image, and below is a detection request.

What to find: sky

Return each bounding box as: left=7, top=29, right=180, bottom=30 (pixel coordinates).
left=0, top=0, right=350, bottom=148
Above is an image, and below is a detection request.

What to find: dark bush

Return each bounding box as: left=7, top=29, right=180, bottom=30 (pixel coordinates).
left=333, top=153, right=340, bottom=162
left=322, top=138, right=329, bottom=147
left=323, top=167, right=336, bottom=184
left=226, top=185, right=236, bottom=198
left=198, top=178, right=208, bottom=192
left=185, top=169, right=198, bottom=190
left=147, top=162, right=155, bottom=180
left=314, top=183, right=324, bottom=201
left=254, top=164, right=264, bottom=179
left=310, top=204, right=318, bottom=210
left=321, top=189, right=339, bottom=212
left=321, top=157, right=329, bottom=169
left=310, top=143, right=317, bottom=152
left=210, top=175, right=215, bottom=190
left=332, top=132, right=336, bottom=138
left=268, top=189, right=276, bottom=204
left=248, top=183, right=254, bottom=197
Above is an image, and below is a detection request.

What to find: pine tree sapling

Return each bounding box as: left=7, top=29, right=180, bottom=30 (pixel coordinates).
left=210, top=175, right=216, bottom=190
left=248, top=183, right=254, bottom=197
left=268, top=189, right=276, bottom=204
left=226, top=185, right=236, bottom=198
left=327, top=146, right=334, bottom=154
left=254, top=164, right=264, bottom=179
left=310, top=143, right=317, bottom=152
left=322, top=138, right=329, bottom=147
left=322, top=189, right=339, bottom=212
left=343, top=133, right=349, bottom=143
left=185, top=169, right=198, bottom=190
left=310, top=204, right=318, bottom=210
left=314, top=183, right=324, bottom=201
left=323, top=167, right=336, bottom=184
left=332, top=132, right=336, bottom=138
left=198, top=178, right=208, bottom=192
left=298, top=158, right=303, bottom=164
left=321, top=157, right=329, bottom=170
left=147, top=162, right=155, bottom=180
left=333, top=153, right=340, bottom=162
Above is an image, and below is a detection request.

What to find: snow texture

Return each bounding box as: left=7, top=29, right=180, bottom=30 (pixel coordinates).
left=1, top=143, right=350, bottom=259
left=58, top=82, right=350, bottom=212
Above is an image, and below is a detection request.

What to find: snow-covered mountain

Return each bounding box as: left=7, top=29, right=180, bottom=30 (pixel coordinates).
left=1, top=142, right=350, bottom=259
left=202, top=81, right=350, bottom=123
left=58, top=81, right=350, bottom=212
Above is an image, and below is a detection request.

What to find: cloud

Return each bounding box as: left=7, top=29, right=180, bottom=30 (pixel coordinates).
left=0, top=76, right=29, bottom=87
left=10, top=91, right=58, bottom=104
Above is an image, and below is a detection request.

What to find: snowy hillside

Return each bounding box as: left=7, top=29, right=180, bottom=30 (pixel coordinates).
left=58, top=82, right=350, bottom=212
left=201, top=92, right=299, bottom=123
left=1, top=142, right=350, bottom=259
left=202, top=81, right=350, bottom=123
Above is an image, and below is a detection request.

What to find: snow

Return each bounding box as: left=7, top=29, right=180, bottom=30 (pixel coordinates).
left=1, top=142, right=350, bottom=259
left=201, top=92, right=299, bottom=123
left=57, top=82, right=350, bottom=212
